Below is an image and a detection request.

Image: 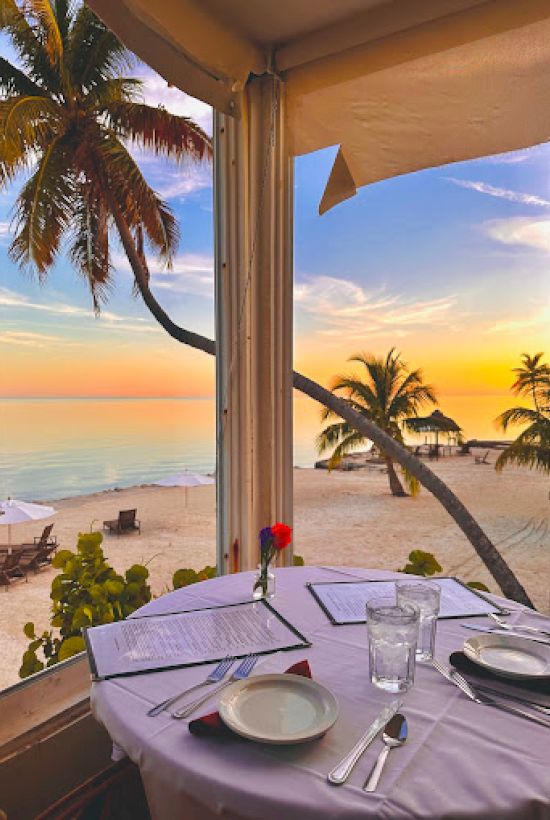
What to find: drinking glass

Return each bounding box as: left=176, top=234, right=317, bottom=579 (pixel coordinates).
left=366, top=597, right=420, bottom=693
left=396, top=580, right=441, bottom=662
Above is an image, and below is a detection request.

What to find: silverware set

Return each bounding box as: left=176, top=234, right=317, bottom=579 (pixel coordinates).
left=327, top=699, right=402, bottom=788
left=432, top=659, right=550, bottom=728
left=147, top=654, right=258, bottom=718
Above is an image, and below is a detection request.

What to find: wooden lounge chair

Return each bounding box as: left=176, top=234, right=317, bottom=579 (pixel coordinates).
left=103, top=509, right=141, bottom=536
left=0, top=552, right=25, bottom=590
left=475, top=450, right=490, bottom=464
left=0, top=523, right=58, bottom=556
left=18, top=542, right=58, bottom=575
left=33, top=523, right=57, bottom=549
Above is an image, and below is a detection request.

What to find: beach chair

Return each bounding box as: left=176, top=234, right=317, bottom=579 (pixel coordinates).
left=33, top=523, right=57, bottom=549
left=0, top=552, right=25, bottom=590
left=0, top=524, right=58, bottom=556
left=18, top=542, right=58, bottom=576
left=475, top=450, right=490, bottom=465
left=103, top=509, right=141, bottom=536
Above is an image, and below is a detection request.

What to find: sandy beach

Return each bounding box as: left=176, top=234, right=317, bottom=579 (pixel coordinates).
left=1, top=448, right=548, bottom=690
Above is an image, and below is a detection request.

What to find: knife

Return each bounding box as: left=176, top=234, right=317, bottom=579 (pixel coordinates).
left=461, top=624, right=550, bottom=645
left=327, top=699, right=401, bottom=785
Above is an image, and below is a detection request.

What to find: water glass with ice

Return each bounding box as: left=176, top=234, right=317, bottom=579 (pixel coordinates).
left=396, top=580, right=441, bottom=662
left=366, top=597, right=420, bottom=693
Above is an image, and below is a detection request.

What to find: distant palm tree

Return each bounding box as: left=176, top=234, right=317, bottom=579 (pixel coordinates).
left=495, top=352, right=550, bottom=474
left=0, top=0, right=211, bottom=316
left=317, top=349, right=437, bottom=496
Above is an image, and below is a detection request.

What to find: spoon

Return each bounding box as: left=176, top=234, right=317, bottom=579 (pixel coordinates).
left=363, top=713, right=408, bottom=793
left=489, top=612, right=550, bottom=637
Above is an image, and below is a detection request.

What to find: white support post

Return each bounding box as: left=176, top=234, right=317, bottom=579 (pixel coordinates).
left=215, top=76, right=294, bottom=574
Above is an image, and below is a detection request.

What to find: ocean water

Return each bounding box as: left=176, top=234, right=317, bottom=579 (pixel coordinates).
left=0, top=394, right=515, bottom=501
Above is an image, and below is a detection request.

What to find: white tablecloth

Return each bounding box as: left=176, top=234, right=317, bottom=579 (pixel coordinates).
left=91, top=566, right=550, bottom=819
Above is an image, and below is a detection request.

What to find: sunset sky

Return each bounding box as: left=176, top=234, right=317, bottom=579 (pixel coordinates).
left=1, top=50, right=549, bottom=403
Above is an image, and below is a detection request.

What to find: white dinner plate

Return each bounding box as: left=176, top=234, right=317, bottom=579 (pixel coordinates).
left=463, top=634, right=550, bottom=679
left=218, top=673, right=339, bottom=744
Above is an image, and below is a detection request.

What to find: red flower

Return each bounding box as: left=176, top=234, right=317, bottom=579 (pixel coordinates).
left=271, top=522, right=292, bottom=550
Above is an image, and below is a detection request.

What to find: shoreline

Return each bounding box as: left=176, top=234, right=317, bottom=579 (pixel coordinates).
left=0, top=454, right=548, bottom=690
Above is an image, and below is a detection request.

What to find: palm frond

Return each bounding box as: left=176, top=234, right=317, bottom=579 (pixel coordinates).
left=107, top=102, right=212, bottom=162
left=495, top=406, right=541, bottom=432
left=330, top=375, right=378, bottom=411
left=84, top=77, right=141, bottom=108
left=323, top=431, right=366, bottom=470
left=69, top=182, right=112, bottom=311
left=68, top=5, right=134, bottom=89
left=316, top=421, right=364, bottom=454
left=495, top=438, right=550, bottom=474
left=10, top=135, right=74, bottom=272
left=0, top=0, right=61, bottom=94
left=0, top=95, right=63, bottom=152
left=0, top=56, right=45, bottom=96
left=25, top=0, right=64, bottom=65
left=401, top=466, right=420, bottom=497
left=86, top=131, right=179, bottom=261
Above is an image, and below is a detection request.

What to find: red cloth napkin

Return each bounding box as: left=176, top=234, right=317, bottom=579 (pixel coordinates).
left=189, top=659, right=312, bottom=737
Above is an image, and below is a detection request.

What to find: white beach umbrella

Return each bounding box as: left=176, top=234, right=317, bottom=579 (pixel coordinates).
left=153, top=472, right=215, bottom=507
left=0, top=498, right=56, bottom=554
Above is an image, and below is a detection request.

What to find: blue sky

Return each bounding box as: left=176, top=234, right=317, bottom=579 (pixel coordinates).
left=1, top=34, right=549, bottom=398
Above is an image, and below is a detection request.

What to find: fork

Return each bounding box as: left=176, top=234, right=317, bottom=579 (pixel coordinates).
left=432, top=660, right=550, bottom=729
left=147, top=656, right=235, bottom=716
left=172, top=654, right=258, bottom=719
left=489, top=612, right=550, bottom=638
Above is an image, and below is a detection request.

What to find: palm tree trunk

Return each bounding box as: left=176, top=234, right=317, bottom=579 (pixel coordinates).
left=384, top=457, right=408, bottom=497
left=109, top=201, right=534, bottom=607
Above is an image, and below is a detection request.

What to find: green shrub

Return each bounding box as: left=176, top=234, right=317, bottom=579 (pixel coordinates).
left=20, top=531, right=151, bottom=678
left=398, top=550, right=442, bottom=576
left=397, top=549, right=490, bottom=592
left=172, top=565, right=216, bottom=589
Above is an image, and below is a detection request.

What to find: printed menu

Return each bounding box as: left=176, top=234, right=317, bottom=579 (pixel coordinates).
left=85, top=600, right=310, bottom=679
left=308, top=577, right=504, bottom=625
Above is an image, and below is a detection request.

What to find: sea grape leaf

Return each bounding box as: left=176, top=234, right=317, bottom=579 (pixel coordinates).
left=467, top=581, right=490, bottom=592
left=58, top=636, right=86, bottom=661
left=51, top=550, right=73, bottom=569
left=23, top=622, right=35, bottom=639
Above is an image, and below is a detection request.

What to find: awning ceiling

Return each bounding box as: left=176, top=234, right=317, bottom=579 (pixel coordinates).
left=88, top=0, right=550, bottom=212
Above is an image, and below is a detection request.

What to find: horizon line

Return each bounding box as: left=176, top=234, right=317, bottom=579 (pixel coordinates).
left=0, top=395, right=216, bottom=400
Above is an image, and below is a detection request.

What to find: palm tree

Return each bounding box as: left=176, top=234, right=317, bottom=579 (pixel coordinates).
left=0, top=0, right=211, bottom=315
left=495, top=352, right=550, bottom=474
left=317, top=349, right=437, bottom=496
left=0, top=2, right=534, bottom=607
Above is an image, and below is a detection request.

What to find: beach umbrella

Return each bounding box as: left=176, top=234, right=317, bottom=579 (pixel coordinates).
left=404, top=410, right=462, bottom=456
left=0, top=498, right=56, bottom=554
left=153, top=471, right=215, bottom=507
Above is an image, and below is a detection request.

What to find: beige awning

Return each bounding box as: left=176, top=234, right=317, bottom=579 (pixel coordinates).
left=88, top=0, right=550, bottom=211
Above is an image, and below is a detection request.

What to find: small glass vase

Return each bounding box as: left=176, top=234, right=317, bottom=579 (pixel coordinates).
left=252, top=563, right=275, bottom=600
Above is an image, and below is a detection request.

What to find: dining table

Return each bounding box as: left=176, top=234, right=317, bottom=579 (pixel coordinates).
left=90, top=566, right=550, bottom=820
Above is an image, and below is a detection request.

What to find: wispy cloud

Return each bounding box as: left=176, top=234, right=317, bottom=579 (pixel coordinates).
left=295, top=275, right=456, bottom=339
left=478, top=144, right=550, bottom=166
left=0, top=287, right=161, bottom=333
left=445, top=177, right=550, bottom=207
left=113, top=252, right=214, bottom=299
left=0, top=330, right=83, bottom=348
left=486, top=305, right=550, bottom=335
left=0, top=221, right=10, bottom=244
left=483, top=217, right=550, bottom=252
